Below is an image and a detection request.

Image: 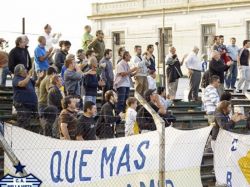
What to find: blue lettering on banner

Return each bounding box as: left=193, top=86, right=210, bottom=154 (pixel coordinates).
left=134, top=141, right=150, bottom=170
left=116, top=144, right=131, bottom=175
left=50, top=151, right=63, bottom=183
left=49, top=140, right=151, bottom=183
left=101, top=146, right=117, bottom=178
left=166, top=179, right=174, bottom=187
left=127, top=179, right=174, bottom=187
left=231, top=138, right=238, bottom=152
left=65, top=150, right=77, bottom=183
left=79, top=150, right=93, bottom=181
left=226, top=171, right=232, bottom=187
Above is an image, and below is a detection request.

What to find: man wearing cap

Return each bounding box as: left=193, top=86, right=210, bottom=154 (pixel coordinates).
left=136, top=89, right=166, bottom=133
left=12, top=64, right=38, bottom=130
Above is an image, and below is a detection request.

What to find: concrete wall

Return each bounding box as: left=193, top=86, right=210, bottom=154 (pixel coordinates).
left=90, top=2, right=250, bottom=74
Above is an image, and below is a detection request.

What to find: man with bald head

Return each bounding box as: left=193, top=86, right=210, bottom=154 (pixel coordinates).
left=165, top=46, right=183, bottom=99
left=209, top=50, right=232, bottom=95
left=184, top=46, right=202, bottom=101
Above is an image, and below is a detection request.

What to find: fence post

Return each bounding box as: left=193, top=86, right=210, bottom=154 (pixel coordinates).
left=0, top=123, right=28, bottom=176
left=134, top=91, right=165, bottom=187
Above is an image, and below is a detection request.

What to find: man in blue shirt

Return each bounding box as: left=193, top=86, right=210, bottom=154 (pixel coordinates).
left=226, top=37, right=239, bottom=89
left=12, top=64, right=38, bottom=130
left=34, top=36, right=53, bottom=73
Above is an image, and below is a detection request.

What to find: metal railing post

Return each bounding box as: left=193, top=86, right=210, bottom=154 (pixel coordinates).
left=135, top=91, right=165, bottom=187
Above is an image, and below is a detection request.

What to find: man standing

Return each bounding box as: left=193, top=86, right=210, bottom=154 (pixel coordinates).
left=82, top=25, right=93, bottom=52
left=59, top=96, right=78, bottom=140
left=209, top=51, right=232, bottom=95
left=88, top=30, right=105, bottom=62
left=165, top=46, right=183, bottom=99
left=12, top=64, right=38, bottom=130
left=114, top=51, right=138, bottom=113
left=22, top=35, right=32, bottom=73
left=38, top=67, right=57, bottom=115
left=134, top=45, right=150, bottom=96
left=9, top=36, right=31, bottom=74
left=147, top=44, right=156, bottom=72
left=100, top=49, right=114, bottom=102
left=185, top=46, right=202, bottom=101
left=34, top=36, right=53, bottom=73
left=64, top=57, right=83, bottom=97
left=0, top=44, right=9, bottom=86
left=76, top=101, right=97, bottom=140
left=236, top=40, right=250, bottom=93
left=54, top=40, right=71, bottom=73
left=202, top=75, right=220, bottom=121
left=212, top=36, right=220, bottom=52
left=43, top=24, right=61, bottom=51
left=226, top=37, right=239, bottom=89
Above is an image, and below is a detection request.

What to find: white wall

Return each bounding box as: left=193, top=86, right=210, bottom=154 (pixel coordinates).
left=91, top=6, right=250, bottom=73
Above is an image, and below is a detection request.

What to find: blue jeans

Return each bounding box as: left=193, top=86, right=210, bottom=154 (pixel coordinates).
left=83, top=96, right=97, bottom=104
left=0, top=66, right=9, bottom=86
left=117, top=87, right=130, bottom=113
left=225, top=61, right=237, bottom=88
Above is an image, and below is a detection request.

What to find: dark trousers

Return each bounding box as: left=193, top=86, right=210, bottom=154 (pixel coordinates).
left=225, top=61, right=237, bottom=88
left=117, top=87, right=130, bottom=113
left=40, top=105, right=58, bottom=137
left=188, top=70, right=201, bottom=101
left=16, top=106, right=34, bottom=131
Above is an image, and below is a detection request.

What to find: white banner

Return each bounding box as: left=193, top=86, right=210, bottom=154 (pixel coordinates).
left=214, top=129, right=250, bottom=187
left=165, top=126, right=212, bottom=187
left=4, top=125, right=159, bottom=186
left=3, top=125, right=212, bottom=186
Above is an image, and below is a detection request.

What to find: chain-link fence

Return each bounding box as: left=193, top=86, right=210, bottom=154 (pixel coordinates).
left=1, top=81, right=250, bottom=187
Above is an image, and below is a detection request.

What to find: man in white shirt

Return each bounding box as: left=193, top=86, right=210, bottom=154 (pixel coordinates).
left=134, top=45, right=150, bottom=96
left=185, top=46, right=202, bottom=101
left=43, top=24, right=61, bottom=51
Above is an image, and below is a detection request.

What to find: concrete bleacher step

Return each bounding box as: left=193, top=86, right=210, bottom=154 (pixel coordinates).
left=231, top=99, right=250, bottom=106
left=173, top=118, right=208, bottom=129
left=171, top=111, right=206, bottom=118
left=231, top=93, right=246, bottom=99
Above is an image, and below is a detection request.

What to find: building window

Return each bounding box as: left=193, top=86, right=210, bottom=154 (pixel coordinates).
left=159, top=27, right=172, bottom=64
left=247, top=21, right=250, bottom=40
left=202, top=24, right=216, bottom=54
left=159, top=27, right=172, bottom=47
left=113, top=32, right=125, bottom=45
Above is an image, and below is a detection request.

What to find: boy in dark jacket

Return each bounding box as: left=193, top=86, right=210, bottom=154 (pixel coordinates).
left=96, top=90, right=124, bottom=139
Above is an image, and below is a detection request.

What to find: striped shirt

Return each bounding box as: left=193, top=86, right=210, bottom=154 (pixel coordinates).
left=202, top=85, right=220, bottom=114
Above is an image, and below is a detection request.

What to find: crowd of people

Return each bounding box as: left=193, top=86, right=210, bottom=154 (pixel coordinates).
left=0, top=25, right=250, bottom=142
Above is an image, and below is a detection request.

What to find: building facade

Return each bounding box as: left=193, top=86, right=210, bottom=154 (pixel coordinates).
left=88, top=0, right=250, bottom=71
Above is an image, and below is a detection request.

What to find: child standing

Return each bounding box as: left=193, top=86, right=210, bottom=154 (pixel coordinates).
left=125, top=97, right=138, bottom=136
